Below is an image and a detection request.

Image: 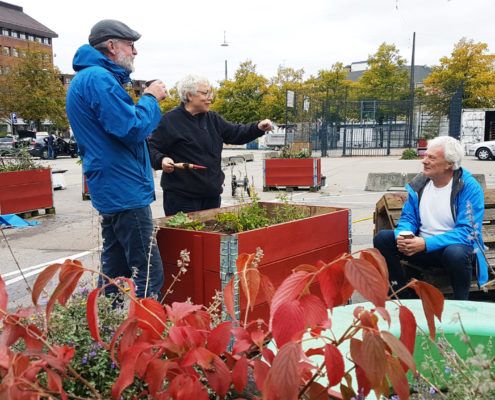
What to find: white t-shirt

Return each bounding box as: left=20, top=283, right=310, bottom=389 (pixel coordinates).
left=419, top=179, right=455, bottom=238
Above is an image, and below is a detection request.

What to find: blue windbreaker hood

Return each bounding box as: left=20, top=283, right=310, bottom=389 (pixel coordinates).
left=72, top=44, right=131, bottom=85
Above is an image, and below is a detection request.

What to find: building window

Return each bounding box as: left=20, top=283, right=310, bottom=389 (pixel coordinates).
left=28, top=35, right=34, bottom=41
left=2, top=28, right=9, bottom=36
left=19, top=32, right=26, bottom=40
left=43, top=38, right=50, bottom=45
left=12, top=48, right=18, bottom=57
left=19, top=49, right=26, bottom=58
left=35, top=36, right=42, bottom=43
left=2, top=47, right=10, bottom=56
left=10, top=30, right=18, bottom=38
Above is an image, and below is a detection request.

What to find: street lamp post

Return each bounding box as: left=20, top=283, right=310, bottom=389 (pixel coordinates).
left=220, top=31, right=228, bottom=80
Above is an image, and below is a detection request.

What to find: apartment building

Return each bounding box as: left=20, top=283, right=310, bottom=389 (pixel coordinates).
left=0, top=0, right=58, bottom=75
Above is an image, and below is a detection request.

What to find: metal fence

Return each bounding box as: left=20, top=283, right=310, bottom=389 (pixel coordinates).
left=285, top=94, right=414, bottom=157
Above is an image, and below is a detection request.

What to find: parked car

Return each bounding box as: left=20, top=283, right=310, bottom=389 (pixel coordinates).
left=0, top=136, right=17, bottom=155
left=467, top=140, right=495, bottom=161
left=28, top=135, right=78, bottom=159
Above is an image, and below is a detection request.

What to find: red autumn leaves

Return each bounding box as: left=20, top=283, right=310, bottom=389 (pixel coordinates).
left=0, top=248, right=445, bottom=400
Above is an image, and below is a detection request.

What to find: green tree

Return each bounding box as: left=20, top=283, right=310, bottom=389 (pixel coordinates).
left=261, top=65, right=305, bottom=123
left=159, top=87, right=180, bottom=114
left=357, top=43, right=409, bottom=101
left=421, top=38, right=495, bottom=113
left=305, top=63, right=357, bottom=122
left=0, top=50, right=68, bottom=130
left=211, top=60, right=269, bottom=123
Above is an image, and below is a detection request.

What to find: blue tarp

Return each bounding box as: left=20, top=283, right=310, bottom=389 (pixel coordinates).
left=0, top=214, right=40, bottom=228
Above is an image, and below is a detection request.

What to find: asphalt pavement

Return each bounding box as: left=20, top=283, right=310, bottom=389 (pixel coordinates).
left=2, top=150, right=494, bottom=308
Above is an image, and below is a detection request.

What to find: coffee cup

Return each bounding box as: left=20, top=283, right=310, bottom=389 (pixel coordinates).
left=398, top=231, right=414, bottom=239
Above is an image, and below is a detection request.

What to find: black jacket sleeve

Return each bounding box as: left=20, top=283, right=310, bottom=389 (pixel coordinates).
left=214, top=113, right=265, bottom=145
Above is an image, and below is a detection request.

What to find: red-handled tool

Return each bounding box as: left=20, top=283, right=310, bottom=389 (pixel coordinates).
left=173, top=162, right=207, bottom=170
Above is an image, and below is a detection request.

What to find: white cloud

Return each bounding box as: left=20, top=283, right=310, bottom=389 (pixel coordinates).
left=16, top=0, right=495, bottom=88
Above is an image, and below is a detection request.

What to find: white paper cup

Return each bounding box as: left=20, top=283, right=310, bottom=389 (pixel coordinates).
left=398, top=230, right=414, bottom=239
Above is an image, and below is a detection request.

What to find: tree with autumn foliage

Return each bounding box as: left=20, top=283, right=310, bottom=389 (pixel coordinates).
left=0, top=50, right=68, bottom=131
left=420, top=38, right=495, bottom=114
left=0, top=245, right=448, bottom=400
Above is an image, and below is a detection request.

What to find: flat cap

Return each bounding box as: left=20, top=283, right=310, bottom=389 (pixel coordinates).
left=89, top=19, right=141, bottom=46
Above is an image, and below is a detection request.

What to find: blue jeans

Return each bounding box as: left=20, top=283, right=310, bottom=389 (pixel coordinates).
left=99, top=206, right=164, bottom=299
left=47, top=144, right=54, bottom=159
left=163, top=191, right=221, bottom=216
left=373, top=230, right=473, bottom=300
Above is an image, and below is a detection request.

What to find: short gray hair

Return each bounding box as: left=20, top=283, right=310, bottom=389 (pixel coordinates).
left=428, top=136, right=463, bottom=170
left=176, top=74, right=210, bottom=103
left=92, top=38, right=112, bottom=54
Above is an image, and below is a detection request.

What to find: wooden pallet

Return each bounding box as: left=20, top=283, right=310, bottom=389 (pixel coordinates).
left=17, top=207, right=56, bottom=219
left=374, top=189, right=495, bottom=294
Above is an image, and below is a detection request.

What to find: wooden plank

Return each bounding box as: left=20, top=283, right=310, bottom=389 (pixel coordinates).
left=484, top=189, right=495, bottom=207
left=390, top=211, right=402, bottom=228
left=483, top=225, right=495, bottom=245
left=384, top=193, right=407, bottom=210
left=483, top=208, right=495, bottom=223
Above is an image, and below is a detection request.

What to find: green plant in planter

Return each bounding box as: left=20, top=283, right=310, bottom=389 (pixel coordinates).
left=271, top=194, right=310, bottom=224
left=401, top=148, right=420, bottom=160
left=277, top=145, right=311, bottom=159
left=165, top=211, right=205, bottom=231
left=216, top=194, right=270, bottom=233
left=0, top=148, right=43, bottom=172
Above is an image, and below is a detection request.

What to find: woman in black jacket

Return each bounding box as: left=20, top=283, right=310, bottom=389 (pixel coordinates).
left=148, top=74, right=272, bottom=216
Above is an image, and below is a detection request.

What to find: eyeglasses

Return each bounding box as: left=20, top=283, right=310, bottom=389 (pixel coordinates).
left=196, top=89, right=214, bottom=99
left=112, top=39, right=135, bottom=51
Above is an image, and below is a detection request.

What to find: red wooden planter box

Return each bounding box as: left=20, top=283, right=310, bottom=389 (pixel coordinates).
left=263, top=158, right=322, bottom=190
left=156, top=202, right=350, bottom=321
left=417, top=138, right=428, bottom=158
left=0, top=168, right=53, bottom=214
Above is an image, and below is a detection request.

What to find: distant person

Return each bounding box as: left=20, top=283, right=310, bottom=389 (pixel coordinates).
left=148, top=74, right=273, bottom=216
left=46, top=132, right=55, bottom=159
left=66, top=19, right=168, bottom=299
left=373, top=136, right=488, bottom=300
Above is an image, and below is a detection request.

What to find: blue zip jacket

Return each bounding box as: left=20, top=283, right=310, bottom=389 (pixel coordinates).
left=395, top=168, right=488, bottom=285
left=66, top=44, right=161, bottom=213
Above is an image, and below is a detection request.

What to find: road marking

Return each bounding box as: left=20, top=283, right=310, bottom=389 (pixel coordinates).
left=2, top=250, right=96, bottom=286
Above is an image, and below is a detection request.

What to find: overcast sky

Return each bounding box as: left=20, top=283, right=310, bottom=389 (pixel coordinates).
left=16, top=0, right=495, bottom=88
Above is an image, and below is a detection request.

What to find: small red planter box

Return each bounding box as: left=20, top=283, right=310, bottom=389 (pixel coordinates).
left=417, top=138, right=428, bottom=158
left=0, top=168, right=53, bottom=214
left=156, top=203, right=350, bottom=321
left=263, top=158, right=322, bottom=191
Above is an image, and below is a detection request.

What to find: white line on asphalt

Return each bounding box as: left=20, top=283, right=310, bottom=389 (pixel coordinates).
left=2, top=250, right=96, bottom=286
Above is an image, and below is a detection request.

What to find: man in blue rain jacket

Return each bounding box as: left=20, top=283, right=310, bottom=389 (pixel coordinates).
left=66, top=19, right=168, bottom=299
left=374, top=136, right=487, bottom=300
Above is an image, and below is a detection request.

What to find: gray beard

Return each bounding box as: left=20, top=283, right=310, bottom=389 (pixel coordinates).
left=115, top=52, right=135, bottom=73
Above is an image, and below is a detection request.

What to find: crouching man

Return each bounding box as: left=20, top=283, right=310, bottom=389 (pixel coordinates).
left=374, top=136, right=488, bottom=300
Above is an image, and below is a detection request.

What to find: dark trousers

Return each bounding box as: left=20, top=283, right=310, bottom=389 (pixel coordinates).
left=99, top=205, right=164, bottom=299
left=373, top=230, right=473, bottom=300
left=163, top=191, right=221, bottom=216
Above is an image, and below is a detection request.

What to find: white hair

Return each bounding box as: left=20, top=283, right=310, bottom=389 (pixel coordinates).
left=176, top=74, right=210, bottom=103
left=427, top=136, right=463, bottom=170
